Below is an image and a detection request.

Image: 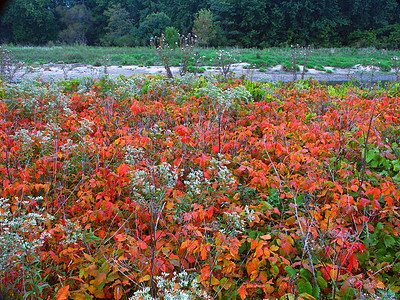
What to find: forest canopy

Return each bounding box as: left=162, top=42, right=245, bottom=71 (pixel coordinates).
left=0, top=0, right=399, bottom=48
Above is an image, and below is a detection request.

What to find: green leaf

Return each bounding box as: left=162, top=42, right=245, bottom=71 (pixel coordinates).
left=317, top=276, right=327, bottom=289
left=384, top=235, right=396, bottom=248
left=312, top=284, right=320, bottom=298
left=300, top=268, right=311, bottom=280
left=272, top=262, right=279, bottom=275
left=392, top=262, right=400, bottom=273
left=392, top=160, right=400, bottom=172
left=261, top=201, right=274, bottom=210
left=285, top=265, right=297, bottom=278
left=298, top=279, right=313, bottom=295
left=366, top=150, right=376, bottom=163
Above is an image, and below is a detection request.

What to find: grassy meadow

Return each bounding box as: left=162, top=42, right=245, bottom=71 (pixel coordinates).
left=3, top=45, right=400, bottom=71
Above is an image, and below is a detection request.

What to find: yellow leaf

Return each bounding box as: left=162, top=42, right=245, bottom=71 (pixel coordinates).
left=142, top=274, right=151, bottom=282
left=211, top=277, right=220, bottom=285
left=264, top=283, right=274, bottom=294
left=259, top=271, right=269, bottom=283
left=233, top=193, right=240, bottom=201
left=72, top=292, right=87, bottom=300
left=270, top=245, right=279, bottom=251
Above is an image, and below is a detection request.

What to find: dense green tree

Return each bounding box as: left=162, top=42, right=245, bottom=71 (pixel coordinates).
left=193, top=9, right=216, bottom=46
left=137, top=12, right=171, bottom=45
left=0, top=0, right=399, bottom=47
left=164, top=26, right=179, bottom=47
left=102, top=4, right=133, bottom=46
left=0, top=0, right=58, bottom=44
left=56, top=4, right=92, bottom=45
left=210, top=0, right=239, bottom=46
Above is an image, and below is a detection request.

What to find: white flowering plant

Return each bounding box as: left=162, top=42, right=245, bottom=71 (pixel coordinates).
left=0, top=196, right=53, bottom=298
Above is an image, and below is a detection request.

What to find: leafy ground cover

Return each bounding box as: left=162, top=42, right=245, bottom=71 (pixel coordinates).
left=4, top=45, right=400, bottom=72
left=0, top=74, right=400, bottom=300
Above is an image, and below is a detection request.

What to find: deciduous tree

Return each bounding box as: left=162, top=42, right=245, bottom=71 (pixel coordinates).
left=193, top=9, right=216, bottom=46
left=102, top=4, right=133, bottom=46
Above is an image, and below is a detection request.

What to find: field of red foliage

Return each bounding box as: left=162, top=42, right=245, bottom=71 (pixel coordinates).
left=0, top=75, right=399, bottom=300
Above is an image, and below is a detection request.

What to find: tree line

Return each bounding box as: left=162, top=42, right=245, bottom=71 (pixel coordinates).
left=1, top=0, right=400, bottom=48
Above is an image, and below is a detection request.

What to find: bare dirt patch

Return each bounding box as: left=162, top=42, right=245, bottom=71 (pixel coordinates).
left=15, top=63, right=398, bottom=83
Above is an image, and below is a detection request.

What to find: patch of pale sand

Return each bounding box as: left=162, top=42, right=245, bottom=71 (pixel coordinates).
left=271, top=65, right=282, bottom=72
left=15, top=63, right=395, bottom=83
left=351, top=64, right=380, bottom=72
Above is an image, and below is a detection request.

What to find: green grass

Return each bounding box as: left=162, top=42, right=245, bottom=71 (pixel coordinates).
left=3, top=45, right=400, bottom=70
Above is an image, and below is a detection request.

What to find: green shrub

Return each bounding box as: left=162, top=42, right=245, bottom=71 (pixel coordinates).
left=380, top=62, right=391, bottom=72
left=164, top=26, right=179, bottom=48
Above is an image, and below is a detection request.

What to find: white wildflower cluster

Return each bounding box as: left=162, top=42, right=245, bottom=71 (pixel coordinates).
left=56, top=218, right=84, bottom=245
left=124, top=146, right=146, bottom=165
left=231, top=85, right=252, bottom=104
left=77, top=118, right=95, bottom=137
left=216, top=49, right=233, bottom=61
left=183, top=154, right=236, bottom=200
left=222, top=210, right=245, bottom=236
left=115, top=76, right=143, bottom=99
left=130, top=161, right=178, bottom=201
left=128, top=287, right=156, bottom=300
left=199, top=83, right=252, bottom=108
left=60, top=138, right=78, bottom=152
left=156, top=271, right=211, bottom=300
left=129, top=271, right=211, bottom=300
left=12, top=127, right=53, bottom=158
left=174, top=73, right=197, bottom=86
left=244, top=205, right=256, bottom=223
left=44, top=83, right=73, bottom=117
left=209, top=154, right=236, bottom=186
left=0, top=197, right=53, bottom=270
left=183, top=169, right=206, bottom=196
left=147, top=123, right=173, bottom=141
left=13, top=128, right=35, bottom=144
left=6, top=78, right=72, bottom=117
left=8, top=78, right=48, bottom=109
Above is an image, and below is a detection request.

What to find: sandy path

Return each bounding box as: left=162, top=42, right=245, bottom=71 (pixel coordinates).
left=14, top=63, right=399, bottom=83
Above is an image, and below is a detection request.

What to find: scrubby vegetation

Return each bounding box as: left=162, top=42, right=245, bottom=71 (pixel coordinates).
left=0, top=74, right=400, bottom=300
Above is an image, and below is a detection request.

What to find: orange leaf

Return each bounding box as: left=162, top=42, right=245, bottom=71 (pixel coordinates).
left=181, top=240, right=189, bottom=251
left=260, top=177, right=266, bottom=188
left=114, top=285, right=123, bottom=300
left=261, top=234, right=271, bottom=240
left=117, top=164, right=130, bottom=176
left=212, top=145, right=219, bottom=154
left=94, top=272, right=107, bottom=287
left=384, top=196, right=393, bottom=208
left=246, top=259, right=259, bottom=276
left=55, top=285, right=69, bottom=300
left=200, top=246, right=208, bottom=260
left=237, top=285, right=247, bottom=300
